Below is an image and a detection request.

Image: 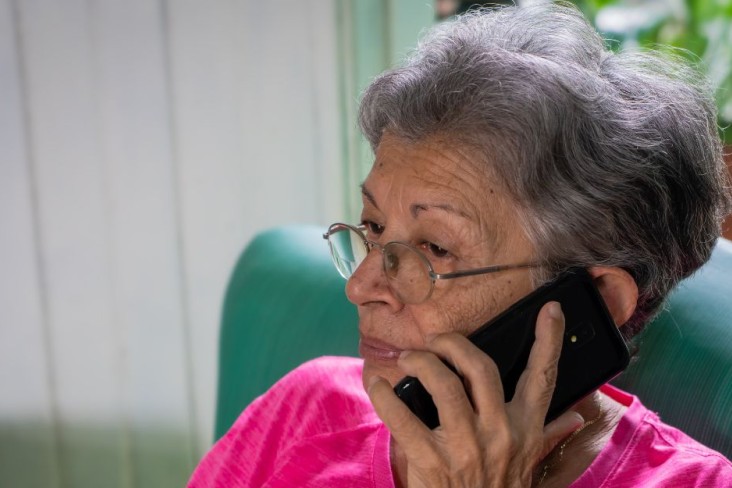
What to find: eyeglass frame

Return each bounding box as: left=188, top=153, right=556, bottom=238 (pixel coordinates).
left=322, top=222, right=540, bottom=303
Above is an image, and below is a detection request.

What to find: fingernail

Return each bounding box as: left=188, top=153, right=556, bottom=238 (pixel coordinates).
left=424, top=333, right=437, bottom=343
left=548, top=301, right=563, bottom=320
left=570, top=411, right=585, bottom=429
left=368, top=375, right=382, bottom=389
left=398, top=350, right=411, bottom=361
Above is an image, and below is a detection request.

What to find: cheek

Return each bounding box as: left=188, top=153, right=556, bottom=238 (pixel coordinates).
left=491, top=275, right=535, bottom=310
left=411, top=285, right=496, bottom=338
left=415, top=275, right=535, bottom=337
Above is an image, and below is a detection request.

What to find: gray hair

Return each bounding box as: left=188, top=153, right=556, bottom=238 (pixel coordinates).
left=358, top=3, right=731, bottom=337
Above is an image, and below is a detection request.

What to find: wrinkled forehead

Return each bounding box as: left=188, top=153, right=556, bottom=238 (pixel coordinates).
left=362, top=133, right=533, bottom=259
left=365, top=133, right=513, bottom=219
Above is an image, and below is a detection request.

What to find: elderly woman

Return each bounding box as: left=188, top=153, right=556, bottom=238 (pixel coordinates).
left=189, top=4, right=731, bottom=487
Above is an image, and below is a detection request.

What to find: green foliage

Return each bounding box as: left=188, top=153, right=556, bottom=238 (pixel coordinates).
left=571, top=0, right=732, bottom=142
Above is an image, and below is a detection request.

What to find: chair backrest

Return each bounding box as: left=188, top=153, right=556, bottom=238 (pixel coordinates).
left=215, top=226, right=358, bottom=439
left=215, top=225, right=732, bottom=458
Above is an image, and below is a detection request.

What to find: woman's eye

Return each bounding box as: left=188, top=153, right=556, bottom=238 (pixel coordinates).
left=362, top=220, right=385, bottom=236
left=425, top=242, right=449, bottom=259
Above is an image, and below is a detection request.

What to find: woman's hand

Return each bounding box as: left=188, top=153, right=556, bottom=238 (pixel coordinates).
left=367, top=302, right=585, bottom=488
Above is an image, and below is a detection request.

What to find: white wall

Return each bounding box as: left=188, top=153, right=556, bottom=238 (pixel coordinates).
left=0, top=0, right=344, bottom=486
left=1, top=0, right=434, bottom=485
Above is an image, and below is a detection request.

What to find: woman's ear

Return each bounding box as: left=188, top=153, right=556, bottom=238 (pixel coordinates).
left=587, top=266, right=639, bottom=328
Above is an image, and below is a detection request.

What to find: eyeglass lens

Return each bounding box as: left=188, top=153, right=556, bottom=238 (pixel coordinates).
left=382, top=242, right=433, bottom=303
left=327, top=226, right=434, bottom=303
left=328, top=226, right=369, bottom=278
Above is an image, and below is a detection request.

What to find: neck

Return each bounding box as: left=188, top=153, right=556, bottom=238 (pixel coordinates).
left=389, top=390, right=626, bottom=488
left=534, top=390, right=626, bottom=487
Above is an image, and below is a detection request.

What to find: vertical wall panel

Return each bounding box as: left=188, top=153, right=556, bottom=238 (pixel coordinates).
left=15, top=0, right=128, bottom=485
left=165, top=0, right=253, bottom=457
left=2, top=0, right=356, bottom=484
left=387, top=0, right=435, bottom=67
left=91, top=0, right=195, bottom=485
left=167, top=0, right=344, bottom=455
left=0, top=0, right=59, bottom=486
left=306, top=0, right=345, bottom=225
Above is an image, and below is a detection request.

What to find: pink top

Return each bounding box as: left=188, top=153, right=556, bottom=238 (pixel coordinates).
left=188, top=356, right=732, bottom=487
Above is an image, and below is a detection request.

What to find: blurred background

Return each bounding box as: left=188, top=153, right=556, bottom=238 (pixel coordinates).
left=1, top=0, right=730, bottom=486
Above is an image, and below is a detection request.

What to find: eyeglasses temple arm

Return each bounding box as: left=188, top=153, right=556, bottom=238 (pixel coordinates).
left=432, top=263, right=538, bottom=280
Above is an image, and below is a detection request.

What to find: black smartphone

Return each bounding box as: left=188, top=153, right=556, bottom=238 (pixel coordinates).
left=393, top=268, right=630, bottom=429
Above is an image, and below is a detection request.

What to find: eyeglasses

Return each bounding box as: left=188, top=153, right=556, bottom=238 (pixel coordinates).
left=323, top=222, right=539, bottom=304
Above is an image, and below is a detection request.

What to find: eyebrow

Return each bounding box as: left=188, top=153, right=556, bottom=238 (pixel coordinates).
left=360, top=183, right=472, bottom=221
left=360, top=184, right=378, bottom=209
left=411, top=202, right=471, bottom=221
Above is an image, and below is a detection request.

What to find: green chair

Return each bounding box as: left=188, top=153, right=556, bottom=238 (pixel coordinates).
left=214, top=225, right=732, bottom=459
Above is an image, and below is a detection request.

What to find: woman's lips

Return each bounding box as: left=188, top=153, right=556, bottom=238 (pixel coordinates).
left=359, top=336, right=404, bottom=362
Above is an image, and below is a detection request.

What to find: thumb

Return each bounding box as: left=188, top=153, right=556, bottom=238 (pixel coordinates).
left=539, top=410, right=585, bottom=460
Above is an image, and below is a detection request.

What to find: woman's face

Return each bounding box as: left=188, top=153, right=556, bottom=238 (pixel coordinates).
left=347, top=133, right=538, bottom=389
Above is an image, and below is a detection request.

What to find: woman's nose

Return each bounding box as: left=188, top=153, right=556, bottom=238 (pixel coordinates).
left=345, top=246, right=402, bottom=311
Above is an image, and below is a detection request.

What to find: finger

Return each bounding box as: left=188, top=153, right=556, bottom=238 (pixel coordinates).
left=422, top=333, right=507, bottom=422
left=367, top=375, right=432, bottom=447
left=397, top=350, right=477, bottom=433
left=512, top=301, right=565, bottom=424
left=539, top=410, right=585, bottom=460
